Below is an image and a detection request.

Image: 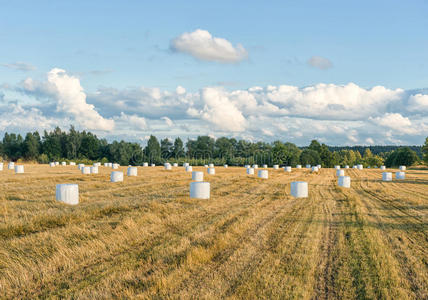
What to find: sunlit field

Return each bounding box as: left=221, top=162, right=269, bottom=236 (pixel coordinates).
left=0, top=164, right=427, bottom=299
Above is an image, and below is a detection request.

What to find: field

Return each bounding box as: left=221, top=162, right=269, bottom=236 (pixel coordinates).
left=0, top=164, right=427, bottom=299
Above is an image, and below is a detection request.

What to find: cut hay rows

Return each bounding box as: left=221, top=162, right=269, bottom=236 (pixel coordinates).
left=0, top=164, right=427, bottom=299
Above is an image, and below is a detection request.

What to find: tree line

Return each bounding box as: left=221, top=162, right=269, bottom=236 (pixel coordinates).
left=0, top=127, right=426, bottom=167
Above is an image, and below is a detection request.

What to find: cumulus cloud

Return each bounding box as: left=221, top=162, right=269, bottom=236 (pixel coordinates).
left=114, top=112, right=148, bottom=130
left=161, top=116, right=174, bottom=127
left=2, top=62, right=36, bottom=71
left=408, top=94, right=428, bottom=112
left=170, top=29, right=248, bottom=63
left=307, top=56, right=333, bottom=70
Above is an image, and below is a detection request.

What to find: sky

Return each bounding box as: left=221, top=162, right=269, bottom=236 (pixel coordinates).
left=0, top=0, right=427, bottom=146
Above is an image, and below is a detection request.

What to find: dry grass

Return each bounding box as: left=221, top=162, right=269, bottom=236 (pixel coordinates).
left=0, top=164, right=427, bottom=299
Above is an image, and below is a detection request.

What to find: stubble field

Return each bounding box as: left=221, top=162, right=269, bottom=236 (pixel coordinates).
left=0, top=164, right=427, bottom=299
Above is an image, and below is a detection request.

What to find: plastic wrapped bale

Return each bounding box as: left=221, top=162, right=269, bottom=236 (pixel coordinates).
left=273, top=165, right=279, bottom=169
left=70, top=162, right=76, bottom=166
left=284, top=166, right=292, bottom=172
left=246, top=168, right=255, bottom=175
left=353, top=165, right=357, bottom=169
left=224, top=164, right=228, bottom=168
left=56, top=184, right=79, bottom=205
left=209, top=163, right=214, bottom=168
left=311, top=166, right=319, bottom=172
left=55, top=162, right=59, bottom=166
left=262, top=164, right=268, bottom=168
left=90, top=166, right=98, bottom=174
left=112, top=163, right=119, bottom=169
left=357, top=164, right=363, bottom=170
left=183, top=162, right=189, bottom=167
left=306, top=164, right=311, bottom=169
left=258, top=170, right=268, bottom=179
left=15, top=165, right=24, bottom=174
left=399, top=166, right=406, bottom=171
left=204, top=165, right=208, bottom=168
left=8, top=162, right=15, bottom=170
left=382, top=172, right=392, bottom=181
left=290, top=181, right=308, bottom=198
left=61, top=162, right=66, bottom=166
left=338, top=176, right=351, bottom=188
left=104, top=163, right=109, bottom=167
left=50, top=162, right=55, bottom=167
left=173, top=163, right=178, bottom=167
left=252, top=164, right=258, bottom=169
left=186, top=166, right=193, bottom=172
left=190, top=182, right=210, bottom=199
left=127, top=167, right=138, bottom=176
left=336, top=169, right=345, bottom=177
left=296, top=165, right=302, bottom=169
left=111, top=171, right=124, bottom=182
left=192, top=171, right=204, bottom=181
left=164, top=164, right=172, bottom=170
left=143, top=162, right=148, bottom=167
left=335, top=165, right=341, bottom=170
left=81, top=167, right=91, bottom=174
left=0, top=163, right=3, bottom=171
left=396, top=171, right=405, bottom=180
left=108, top=163, right=113, bottom=168
left=78, top=164, right=85, bottom=170
left=207, top=168, right=215, bottom=175
left=380, top=166, right=386, bottom=170
left=345, top=165, right=349, bottom=169
left=244, top=165, right=250, bottom=169
left=151, top=164, right=156, bottom=167
left=317, top=165, right=321, bottom=169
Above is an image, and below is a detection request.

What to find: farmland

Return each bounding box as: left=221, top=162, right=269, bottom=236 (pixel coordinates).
left=0, top=165, right=427, bottom=299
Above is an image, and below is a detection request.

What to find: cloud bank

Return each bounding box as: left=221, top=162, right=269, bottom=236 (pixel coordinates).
left=1, top=68, right=427, bottom=145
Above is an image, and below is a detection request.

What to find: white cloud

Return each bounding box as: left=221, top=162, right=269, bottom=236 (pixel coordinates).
left=161, top=116, right=174, bottom=127
left=408, top=94, right=428, bottom=112
left=2, top=62, right=36, bottom=71
left=170, top=29, right=248, bottom=63
left=115, top=112, right=148, bottom=130
left=370, top=113, right=418, bottom=135
left=176, top=85, right=186, bottom=95
left=307, top=56, right=333, bottom=70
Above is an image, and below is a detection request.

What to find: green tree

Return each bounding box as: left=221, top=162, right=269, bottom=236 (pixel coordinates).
left=23, top=132, right=40, bottom=160
left=423, top=137, right=428, bottom=165
left=385, top=147, right=419, bottom=167
left=144, top=135, right=161, bottom=163
left=300, top=149, right=321, bottom=166
left=160, top=138, right=173, bottom=159
left=172, top=137, right=185, bottom=158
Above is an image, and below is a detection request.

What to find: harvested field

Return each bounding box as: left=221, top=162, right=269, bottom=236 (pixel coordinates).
left=0, top=165, right=427, bottom=299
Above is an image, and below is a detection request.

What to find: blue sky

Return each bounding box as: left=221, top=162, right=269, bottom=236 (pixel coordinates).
left=0, top=1, right=427, bottom=145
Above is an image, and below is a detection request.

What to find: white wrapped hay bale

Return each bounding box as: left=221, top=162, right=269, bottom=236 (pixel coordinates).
left=336, top=169, right=345, bottom=177
left=209, top=163, right=214, bottom=168
left=151, top=163, right=156, bottom=167
left=306, top=164, right=311, bottom=169
left=186, top=166, right=193, bottom=172
left=246, top=167, right=254, bottom=175
left=8, top=162, right=15, bottom=170
left=107, top=162, right=113, bottom=168
left=127, top=167, right=138, bottom=176
left=173, top=163, right=178, bottom=167
left=345, top=165, right=349, bottom=169
left=207, top=168, right=215, bottom=175
left=290, top=181, right=308, bottom=198
left=317, top=164, right=321, bottom=169
left=262, top=164, right=267, bottom=169
left=335, top=165, right=341, bottom=170
left=273, top=165, right=279, bottom=169
left=69, top=162, right=76, bottom=166
left=15, top=165, right=24, bottom=174
left=353, top=165, right=357, bottom=169
left=396, top=172, right=405, bottom=180
left=399, top=165, right=406, bottom=171
left=296, top=165, right=302, bottom=169
left=104, top=163, right=109, bottom=167
left=357, top=164, right=363, bottom=170
left=143, top=162, right=148, bottom=167
left=164, top=164, right=172, bottom=170
left=93, top=162, right=101, bottom=167
left=244, top=164, right=250, bottom=168
left=81, top=167, right=91, bottom=174
left=258, top=170, right=268, bottom=179
left=61, top=162, right=66, bottom=166
left=380, top=166, right=386, bottom=170
left=190, top=182, right=210, bottom=199
left=338, top=176, right=351, bottom=188
left=311, top=166, right=319, bottom=172
left=50, top=162, right=55, bottom=167
left=204, top=165, right=208, bottom=168
left=111, top=171, right=124, bottom=182
left=382, top=172, right=392, bottom=181
left=253, top=164, right=258, bottom=169
left=192, top=171, right=204, bottom=181
left=112, top=163, right=119, bottom=169
left=0, top=163, right=3, bottom=171
left=90, top=166, right=98, bottom=174
left=284, top=166, right=292, bottom=172
left=78, top=164, right=84, bottom=170
left=224, top=164, right=228, bottom=168
left=56, top=184, right=79, bottom=205
left=183, top=162, right=189, bottom=167
left=55, top=162, right=59, bottom=166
